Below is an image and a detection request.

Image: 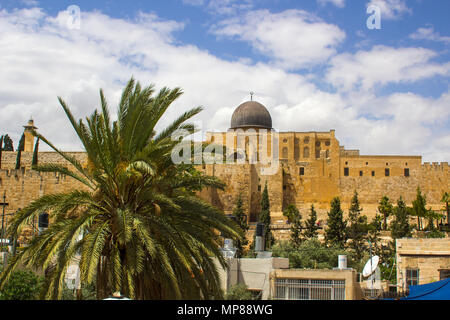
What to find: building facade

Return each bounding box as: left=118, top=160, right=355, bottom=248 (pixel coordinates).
left=0, top=101, right=449, bottom=229
left=199, top=100, right=449, bottom=223
left=396, top=238, right=450, bottom=292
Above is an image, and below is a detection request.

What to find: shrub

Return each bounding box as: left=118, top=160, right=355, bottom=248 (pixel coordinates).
left=225, top=284, right=254, bottom=300
left=0, top=270, right=42, bottom=300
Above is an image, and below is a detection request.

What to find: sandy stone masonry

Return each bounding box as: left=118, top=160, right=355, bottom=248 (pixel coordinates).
left=396, top=238, right=450, bottom=289
left=1, top=113, right=449, bottom=234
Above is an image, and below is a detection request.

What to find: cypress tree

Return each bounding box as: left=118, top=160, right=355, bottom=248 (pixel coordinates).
left=232, top=194, right=248, bottom=258
left=412, top=187, right=427, bottom=230
left=3, top=135, right=14, bottom=151
left=285, top=205, right=302, bottom=247
left=378, top=196, right=393, bottom=231
left=259, top=182, right=273, bottom=250
left=303, top=204, right=319, bottom=239
left=15, top=133, right=25, bottom=170
left=325, top=197, right=347, bottom=248
left=390, top=197, right=412, bottom=239
left=32, top=137, right=40, bottom=167
left=346, top=191, right=369, bottom=262
left=0, top=135, right=3, bottom=169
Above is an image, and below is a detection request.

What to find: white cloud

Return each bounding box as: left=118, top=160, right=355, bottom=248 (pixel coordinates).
left=211, top=9, right=346, bottom=70
left=0, top=7, right=448, bottom=163
left=182, top=0, right=253, bottom=15
left=317, top=0, right=346, bottom=8
left=367, top=0, right=412, bottom=20
left=326, top=45, right=450, bottom=92
left=182, top=0, right=205, bottom=6
left=410, top=26, right=450, bottom=44
left=20, top=0, right=39, bottom=6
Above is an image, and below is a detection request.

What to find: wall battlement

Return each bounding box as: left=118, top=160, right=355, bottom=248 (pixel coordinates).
left=422, top=162, right=449, bottom=170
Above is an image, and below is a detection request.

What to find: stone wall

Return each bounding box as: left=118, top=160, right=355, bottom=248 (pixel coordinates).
left=1, top=127, right=448, bottom=236
left=396, top=238, right=450, bottom=291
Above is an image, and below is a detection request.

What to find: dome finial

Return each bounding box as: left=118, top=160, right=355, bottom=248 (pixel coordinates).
left=250, top=91, right=254, bottom=101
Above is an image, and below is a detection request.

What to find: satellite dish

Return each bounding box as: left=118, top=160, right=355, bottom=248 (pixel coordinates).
left=362, top=255, right=379, bottom=277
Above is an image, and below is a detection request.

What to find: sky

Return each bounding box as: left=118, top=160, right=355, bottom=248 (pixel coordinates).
left=0, top=0, right=449, bottom=162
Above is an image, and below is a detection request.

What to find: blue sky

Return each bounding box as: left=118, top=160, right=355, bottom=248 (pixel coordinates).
left=0, top=0, right=449, bottom=161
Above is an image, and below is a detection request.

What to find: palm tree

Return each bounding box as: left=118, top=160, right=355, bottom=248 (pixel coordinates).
left=0, top=78, right=241, bottom=300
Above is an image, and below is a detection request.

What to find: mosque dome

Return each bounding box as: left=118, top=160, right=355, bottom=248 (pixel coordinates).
left=230, top=101, right=272, bottom=130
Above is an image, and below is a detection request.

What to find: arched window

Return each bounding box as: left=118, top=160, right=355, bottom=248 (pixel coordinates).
left=282, top=147, right=288, bottom=159
left=303, top=147, right=310, bottom=158
left=294, top=138, right=300, bottom=160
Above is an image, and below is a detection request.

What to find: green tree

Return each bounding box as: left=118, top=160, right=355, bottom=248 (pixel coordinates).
left=390, top=197, right=412, bottom=239
left=424, top=210, right=445, bottom=238
left=412, top=187, right=428, bottom=230
left=14, top=133, right=25, bottom=170
left=232, top=194, right=249, bottom=258
left=0, top=78, right=241, bottom=300
left=345, top=191, right=369, bottom=262
left=285, top=205, right=302, bottom=247
left=283, top=204, right=300, bottom=223
left=325, top=197, right=347, bottom=248
left=378, top=196, right=393, bottom=231
left=2, top=134, right=14, bottom=151
left=259, top=182, right=273, bottom=250
left=0, top=135, right=3, bottom=169
left=31, top=137, right=40, bottom=167
left=303, top=204, right=319, bottom=239
left=0, top=270, right=42, bottom=300
left=441, top=191, right=450, bottom=229
left=272, top=239, right=355, bottom=270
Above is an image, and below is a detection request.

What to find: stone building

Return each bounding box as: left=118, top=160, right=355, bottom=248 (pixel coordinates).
left=396, top=238, right=450, bottom=293
left=0, top=100, right=449, bottom=228
left=199, top=100, right=449, bottom=223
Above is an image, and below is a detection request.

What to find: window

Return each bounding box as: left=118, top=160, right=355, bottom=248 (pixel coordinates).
left=359, top=171, right=363, bottom=177
left=344, top=168, right=349, bottom=176
left=283, top=138, right=288, bottom=143
left=345, top=161, right=348, bottom=165
left=299, top=167, right=305, bottom=176
left=282, top=147, right=288, bottom=159
left=294, top=138, right=300, bottom=160
left=303, top=147, right=310, bottom=158
left=304, top=137, right=310, bottom=144
left=366, top=162, right=369, bottom=165
left=258, top=185, right=261, bottom=192
left=440, top=269, right=450, bottom=281
left=274, top=279, right=345, bottom=300
left=406, top=269, right=419, bottom=286
left=372, top=171, right=375, bottom=177
left=404, top=168, right=410, bottom=177
left=316, top=141, right=321, bottom=147
left=325, top=141, right=330, bottom=146
left=283, top=185, right=287, bottom=190
left=385, top=168, right=390, bottom=177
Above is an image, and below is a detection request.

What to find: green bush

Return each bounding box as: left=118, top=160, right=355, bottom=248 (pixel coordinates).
left=272, top=239, right=357, bottom=270
left=0, top=270, right=43, bottom=300
left=225, top=284, right=254, bottom=300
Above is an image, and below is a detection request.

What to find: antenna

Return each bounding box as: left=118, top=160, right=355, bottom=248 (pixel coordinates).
left=362, top=255, right=381, bottom=298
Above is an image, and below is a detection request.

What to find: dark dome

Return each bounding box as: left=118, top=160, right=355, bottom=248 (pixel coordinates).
left=230, top=101, right=272, bottom=130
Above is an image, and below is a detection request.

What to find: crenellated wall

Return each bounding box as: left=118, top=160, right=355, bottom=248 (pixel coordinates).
left=1, top=130, right=448, bottom=229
